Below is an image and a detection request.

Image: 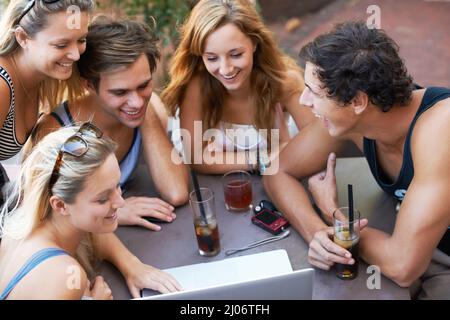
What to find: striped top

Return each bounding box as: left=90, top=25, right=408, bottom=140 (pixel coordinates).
left=0, top=66, right=23, bottom=160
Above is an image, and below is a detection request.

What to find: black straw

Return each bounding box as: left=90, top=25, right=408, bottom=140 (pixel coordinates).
left=191, top=169, right=207, bottom=224
left=348, top=184, right=354, bottom=234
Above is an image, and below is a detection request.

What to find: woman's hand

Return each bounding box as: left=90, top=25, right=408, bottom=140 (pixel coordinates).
left=308, top=219, right=368, bottom=270
left=307, top=152, right=338, bottom=224
left=124, top=260, right=182, bottom=298
left=117, top=196, right=176, bottom=231
left=84, top=276, right=113, bottom=300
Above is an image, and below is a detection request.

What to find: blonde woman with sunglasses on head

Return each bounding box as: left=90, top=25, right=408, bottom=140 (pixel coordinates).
left=0, top=0, right=94, bottom=206
left=0, top=125, right=181, bottom=299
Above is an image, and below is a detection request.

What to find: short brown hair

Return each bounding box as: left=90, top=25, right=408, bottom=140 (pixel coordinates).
left=78, top=16, right=160, bottom=90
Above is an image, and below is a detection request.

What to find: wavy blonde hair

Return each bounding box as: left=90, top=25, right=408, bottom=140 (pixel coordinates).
left=161, top=0, right=303, bottom=130
left=0, top=126, right=116, bottom=274
left=0, top=0, right=95, bottom=110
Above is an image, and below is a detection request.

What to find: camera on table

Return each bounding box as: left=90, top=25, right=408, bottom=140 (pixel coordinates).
left=251, top=200, right=290, bottom=235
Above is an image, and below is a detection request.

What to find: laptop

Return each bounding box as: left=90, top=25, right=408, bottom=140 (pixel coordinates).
left=138, top=249, right=314, bottom=300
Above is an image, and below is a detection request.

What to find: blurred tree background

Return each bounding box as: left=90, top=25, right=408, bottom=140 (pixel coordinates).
left=95, top=0, right=259, bottom=89
left=95, top=0, right=198, bottom=89
left=0, top=0, right=261, bottom=88
left=0, top=0, right=7, bottom=17
left=100, top=0, right=195, bottom=47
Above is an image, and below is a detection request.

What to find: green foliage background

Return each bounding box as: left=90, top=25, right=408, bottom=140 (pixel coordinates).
left=101, top=0, right=195, bottom=48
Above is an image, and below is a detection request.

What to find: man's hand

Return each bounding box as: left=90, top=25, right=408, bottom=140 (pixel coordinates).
left=308, top=219, right=368, bottom=270
left=308, top=152, right=338, bottom=224
left=125, top=260, right=182, bottom=298
left=117, top=196, right=176, bottom=231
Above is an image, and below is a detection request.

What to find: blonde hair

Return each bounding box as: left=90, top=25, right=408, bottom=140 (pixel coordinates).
left=0, top=0, right=95, bottom=110
left=78, top=15, right=160, bottom=91
left=161, top=0, right=303, bottom=130
left=0, top=125, right=116, bottom=274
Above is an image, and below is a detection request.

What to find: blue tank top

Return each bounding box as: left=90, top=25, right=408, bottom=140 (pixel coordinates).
left=50, top=101, right=142, bottom=187
left=0, top=248, right=68, bottom=300
left=363, top=87, right=450, bottom=255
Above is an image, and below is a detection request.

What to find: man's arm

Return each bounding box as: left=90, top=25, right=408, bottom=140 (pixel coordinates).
left=359, top=103, right=450, bottom=287
left=141, top=98, right=189, bottom=206
left=263, top=119, right=345, bottom=242
left=150, top=93, right=169, bottom=132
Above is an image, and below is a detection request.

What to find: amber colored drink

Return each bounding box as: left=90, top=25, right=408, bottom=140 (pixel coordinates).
left=333, top=228, right=359, bottom=280
left=194, top=220, right=220, bottom=257
left=224, top=179, right=253, bottom=212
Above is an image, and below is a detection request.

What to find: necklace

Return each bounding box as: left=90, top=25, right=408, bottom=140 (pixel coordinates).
left=10, top=55, right=36, bottom=103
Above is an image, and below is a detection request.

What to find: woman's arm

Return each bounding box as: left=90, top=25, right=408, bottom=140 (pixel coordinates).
left=93, top=233, right=181, bottom=298
left=178, top=76, right=252, bottom=174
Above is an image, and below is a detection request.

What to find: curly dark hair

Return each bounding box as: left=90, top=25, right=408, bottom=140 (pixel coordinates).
left=299, top=21, right=414, bottom=112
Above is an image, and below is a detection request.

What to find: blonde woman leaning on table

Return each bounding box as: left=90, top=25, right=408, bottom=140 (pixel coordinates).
left=0, top=126, right=181, bottom=299
left=34, top=17, right=189, bottom=231
left=161, top=0, right=314, bottom=174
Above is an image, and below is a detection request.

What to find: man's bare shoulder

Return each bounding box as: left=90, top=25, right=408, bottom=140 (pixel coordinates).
left=412, top=97, right=450, bottom=140
left=411, top=97, right=450, bottom=173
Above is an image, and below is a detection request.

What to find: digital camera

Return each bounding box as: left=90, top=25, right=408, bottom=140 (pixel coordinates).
left=251, top=200, right=290, bottom=235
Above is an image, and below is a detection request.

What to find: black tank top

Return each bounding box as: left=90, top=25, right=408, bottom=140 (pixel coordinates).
left=363, top=87, right=450, bottom=255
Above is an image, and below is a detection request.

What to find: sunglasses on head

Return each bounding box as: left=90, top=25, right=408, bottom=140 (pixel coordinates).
left=18, top=0, right=61, bottom=24
left=48, top=122, right=103, bottom=193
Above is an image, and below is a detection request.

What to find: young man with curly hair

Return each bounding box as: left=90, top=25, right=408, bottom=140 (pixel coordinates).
left=263, top=21, right=450, bottom=299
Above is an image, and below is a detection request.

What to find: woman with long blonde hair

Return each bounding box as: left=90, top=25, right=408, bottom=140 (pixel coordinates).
left=0, top=0, right=93, bottom=204
left=0, top=125, right=181, bottom=299
left=162, top=0, right=314, bottom=174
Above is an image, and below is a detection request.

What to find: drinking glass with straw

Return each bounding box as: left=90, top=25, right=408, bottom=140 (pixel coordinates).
left=189, top=170, right=221, bottom=256
left=332, top=184, right=361, bottom=279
